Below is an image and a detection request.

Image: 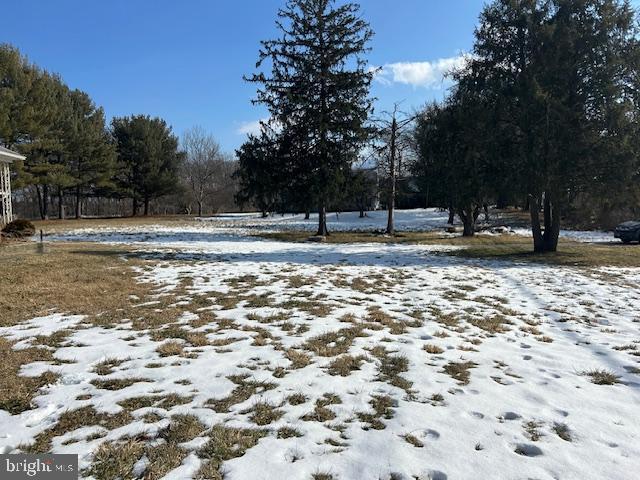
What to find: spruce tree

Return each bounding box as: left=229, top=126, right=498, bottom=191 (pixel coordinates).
left=245, top=0, right=374, bottom=235
left=111, top=115, right=183, bottom=216
left=468, top=0, right=638, bottom=252
left=65, top=90, right=116, bottom=218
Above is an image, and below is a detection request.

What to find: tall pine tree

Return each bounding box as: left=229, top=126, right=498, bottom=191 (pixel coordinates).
left=245, top=0, right=374, bottom=235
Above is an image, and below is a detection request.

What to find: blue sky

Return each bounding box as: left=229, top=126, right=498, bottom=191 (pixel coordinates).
left=3, top=0, right=487, bottom=151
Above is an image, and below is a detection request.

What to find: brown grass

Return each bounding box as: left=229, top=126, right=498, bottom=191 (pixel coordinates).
left=581, top=369, right=620, bottom=385
left=85, top=439, right=145, bottom=480
left=0, top=242, right=152, bottom=326
left=160, top=414, right=206, bottom=444
left=326, top=354, right=367, bottom=376
left=197, top=425, right=267, bottom=479
left=357, top=394, right=396, bottom=430
left=206, top=375, right=277, bottom=413
left=442, top=361, right=478, bottom=385
left=23, top=406, right=132, bottom=453
left=0, top=338, right=58, bottom=415
left=423, top=344, right=444, bottom=355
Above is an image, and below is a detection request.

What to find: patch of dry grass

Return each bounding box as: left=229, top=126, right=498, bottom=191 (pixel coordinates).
left=197, top=425, right=267, bottom=479
left=85, top=438, right=144, bottom=480
left=23, top=406, right=132, bottom=453
left=160, top=414, right=206, bottom=444
left=259, top=230, right=640, bottom=268
left=402, top=433, right=424, bottom=448
left=581, top=369, right=620, bottom=385
left=423, top=343, right=444, bottom=355
left=326, top=354, right=367, bottom=376
left=0, top=338, right=58, bottom=414
left=277, top=426, right=303, bottom=438
left=301, top=394, right=341, bottom=423
left=304, top=327, right=366, bottom=357
left=93, top=357, right=128, bottom=376
left=156, top=340, right=185, bottom=357
left=206, top=375, right=277, bottom=413
left=357, top=394, right=396, bottom=430
left=284, top=348, right=312, bottom=369
left=0, top=242, right=151, bottom=326
left=442, top=361, right=478, bottom=385
left=90, top=377, right=152, bottom=391
left=244, top=401, right=284, bottom=425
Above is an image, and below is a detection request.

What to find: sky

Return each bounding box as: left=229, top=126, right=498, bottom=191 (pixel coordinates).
left=2, top=0, right=488, bottom=152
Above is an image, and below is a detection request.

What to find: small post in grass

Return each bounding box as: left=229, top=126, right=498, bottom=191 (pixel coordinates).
left=37, top=229, right=45, bottom=254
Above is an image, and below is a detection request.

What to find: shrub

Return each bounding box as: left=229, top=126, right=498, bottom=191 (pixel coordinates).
left=2, top=219, right=35, bottom=238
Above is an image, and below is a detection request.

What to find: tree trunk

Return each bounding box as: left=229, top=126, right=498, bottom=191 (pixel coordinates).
left=42, top=184, right=49, bottom=220
left=447, top=206, right=455, bottom=225
left=304, top=210, right=310, bottom=220
left=75, top=186, right=82, bottom=219
left=197, top=201, right=203, bottom=217
left=132, top=197, right=139, bottom=216
left=359, top=208, right=365, bottom=218
left=542, top=193, right=560, bottom=252
left=386, top=116, right=397, bottom=236
left=36, top=185, right=45, bottom=220
left=529, top=193, right=560, bottom=253
left=458, top=206, right=476, bottom=237
left=57, top=187, right=64, bottom=219
left=316, top=203, right=328, bottom=236
left=144, top=197, right=150, bottom=216
left=529, top=194, right=545, bottom=252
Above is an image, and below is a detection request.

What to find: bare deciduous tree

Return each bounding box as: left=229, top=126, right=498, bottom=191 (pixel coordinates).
left=371, top=104, right=416, bottom=235
left=181, top=126, right=225, bottom=216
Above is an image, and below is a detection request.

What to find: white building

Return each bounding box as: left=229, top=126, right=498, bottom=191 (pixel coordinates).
left=0, top=146, right=25, bottom=227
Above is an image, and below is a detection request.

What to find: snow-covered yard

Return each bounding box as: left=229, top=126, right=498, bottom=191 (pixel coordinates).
left=1, top=210, right=638, bottom=479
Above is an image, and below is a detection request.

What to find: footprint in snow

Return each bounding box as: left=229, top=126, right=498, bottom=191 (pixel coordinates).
left=514, top=443, right=543, bottom=457
left=499, top=411, right=521, bottom=422
left=425, top=429, right=440, bottom=440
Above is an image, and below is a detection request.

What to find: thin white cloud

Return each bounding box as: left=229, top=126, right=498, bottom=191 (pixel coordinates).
left=236, top=119, right=263, bottom=136
left=375, top=55, right=470, bottom=89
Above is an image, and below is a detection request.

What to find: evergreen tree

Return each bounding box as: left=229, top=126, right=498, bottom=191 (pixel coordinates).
left=65, top=90, right=116, bottom=218
left=468, top=0, right=638, bottom=251
left=245, top=0, right=374, bottom=235
left=234, top=130, right=285, bottom=217
left=111, top=115, right=183, bottom=216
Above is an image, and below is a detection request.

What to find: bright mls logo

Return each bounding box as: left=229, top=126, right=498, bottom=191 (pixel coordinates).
left=1, top=455, right=77, bottom=480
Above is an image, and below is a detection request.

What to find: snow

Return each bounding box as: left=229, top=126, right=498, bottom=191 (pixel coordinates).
left=45, top=208, right=616, bottom=245
left=3, top=210, right=639, bottom=479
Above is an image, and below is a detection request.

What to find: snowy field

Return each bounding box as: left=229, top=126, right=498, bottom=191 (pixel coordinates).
left=2, top=210, right=639, bottom=480
left=45, top=208, right=616, bottom=246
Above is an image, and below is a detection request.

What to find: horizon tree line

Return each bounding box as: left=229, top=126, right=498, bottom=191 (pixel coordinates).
left=0, top=44, right=236, bottom=219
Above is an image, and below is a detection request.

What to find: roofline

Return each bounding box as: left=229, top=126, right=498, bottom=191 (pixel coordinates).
left=0, top=149, right=26, bottom=162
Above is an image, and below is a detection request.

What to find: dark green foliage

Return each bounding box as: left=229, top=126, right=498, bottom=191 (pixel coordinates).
left=414, top=94, right=495, bottom=236
left=234, top=131, right=286, bottom=217
left=468, top=0, right=638, bottom=251
left=414, top=0, right=639, bottom=250
left=241, top=0, right=374, bottom=234
left=1, top=219, right=35, bottom=238
left=0, top=44, right=115, bottom=219
left=111, top=115, right=184, bottom=216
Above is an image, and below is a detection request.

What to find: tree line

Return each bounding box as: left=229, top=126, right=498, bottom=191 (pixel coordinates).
left=0, top=44, right=236, bottom=219
left=236, top=0, right=640, bottom=252
left=412, top=0, right=640, bottom=251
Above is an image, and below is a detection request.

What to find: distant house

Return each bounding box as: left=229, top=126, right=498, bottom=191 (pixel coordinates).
left=0, top=146, right=25, bottom=226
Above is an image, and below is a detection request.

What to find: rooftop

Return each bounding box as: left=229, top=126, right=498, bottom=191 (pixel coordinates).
left=0, top=146, right=26, bottom=163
